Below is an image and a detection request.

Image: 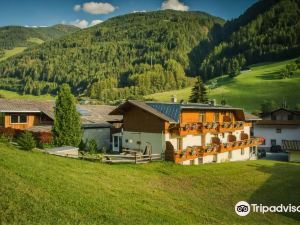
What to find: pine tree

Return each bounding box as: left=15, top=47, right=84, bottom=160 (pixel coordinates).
left=52, top=84, right=82, bottom=147
left=189, top=76, right=208, bottom=103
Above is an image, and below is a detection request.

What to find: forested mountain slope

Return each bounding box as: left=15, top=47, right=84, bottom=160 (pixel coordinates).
left=200, top=0, right=300, bottom=80
left=0, top=24, right=79, bottom=50
left=0, top=10, right=224, bottom=101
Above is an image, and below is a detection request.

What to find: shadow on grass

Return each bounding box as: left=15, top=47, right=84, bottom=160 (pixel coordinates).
left=255, top=71, right=282, bottom=80
left=248, top=162, right=300, bottom=222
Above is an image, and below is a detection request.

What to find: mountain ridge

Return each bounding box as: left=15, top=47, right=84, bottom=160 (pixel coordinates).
left=0, top=0, right=299, bottom=104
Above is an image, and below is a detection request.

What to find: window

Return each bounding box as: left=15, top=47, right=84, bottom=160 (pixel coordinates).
left=229, top=112, right=234, bottom=121
left=40, top=114, right=51, bottom=123
left=114, top=136, right=119, bottom=148
left=271, top=139, right=276, bottom=147
left=10, top=115, right=28, bottom=124
left=199, top=112, right=205, bottom=123
left=241, top=149, right=245, bottom=155
left=288, top=114, right=293, bottom=120
left=177, top=138, right=183, bottom=150
left=276, top=128, right=281, bottom=133
left=214, top=112, right=219, bottom=122
left=271, top=114, right=276, bottom=120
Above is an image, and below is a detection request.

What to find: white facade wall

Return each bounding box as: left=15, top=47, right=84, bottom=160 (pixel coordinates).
left=122, top=131, right=164, bottom=154
left=83, top=128, right=111, bottom=150
left=254, top=125, right=300, bottom=148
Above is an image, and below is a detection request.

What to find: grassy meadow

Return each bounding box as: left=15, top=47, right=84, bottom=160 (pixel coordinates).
left=147, top=59, right=300, bottom=112
left=0, top=47, right=27, bottom=62
left=0, top=89, right=54, bottom=100
left=1, top=142, right=300, bottom=225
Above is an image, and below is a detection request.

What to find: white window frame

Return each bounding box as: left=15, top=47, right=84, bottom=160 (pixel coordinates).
left=10, top=114, right=28, bottom=124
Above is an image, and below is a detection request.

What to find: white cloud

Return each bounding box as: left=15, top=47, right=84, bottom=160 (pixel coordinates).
left=72, top=19, right=89, bottom=28
left=90, top=19, right=103, bottom=26
left=25, top=25, right=48, bottom=28
left=132, top=10, right=146, bottom=13
left=161, top=0, right=189, bottom=11
left=82, top=2, right=116, bottom=14
left=74, top=4, right=81, bottom=12
left=70, top=19, right=103, bottom=28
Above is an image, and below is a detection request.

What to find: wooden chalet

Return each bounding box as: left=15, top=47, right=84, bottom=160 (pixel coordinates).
left=110, top=100, right=263, bottom=165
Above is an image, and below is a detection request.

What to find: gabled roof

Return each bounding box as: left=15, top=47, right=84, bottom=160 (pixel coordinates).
left=244, top=113, right=261, bottom=121
left=261, top=108, right=300, bottom=118
left=109, top=100, right=176, bottom=122
left=0, top=99, right=122, bottom=126
left=77, top=104, right=122, bottom=127
left=110, top=100, right=246, bottom=123
left=0, top=99, right=55, bottom=119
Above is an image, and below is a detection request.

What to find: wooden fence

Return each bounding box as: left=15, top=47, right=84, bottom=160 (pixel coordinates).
left=102, top=152, right=163, bottom=164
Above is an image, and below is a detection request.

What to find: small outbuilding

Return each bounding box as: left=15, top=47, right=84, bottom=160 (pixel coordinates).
left=282, top=140, right=300, bottom=162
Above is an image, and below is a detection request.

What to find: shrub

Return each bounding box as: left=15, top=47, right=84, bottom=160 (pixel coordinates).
left=37, top=132, right=53, bottom=144
left=88, top=139, right=98, bottom=154
left=0, top=127, right=16, bottom=141
left=17, top=131, right=36, bottom=151
left=79, top=139, right=87, bottom=151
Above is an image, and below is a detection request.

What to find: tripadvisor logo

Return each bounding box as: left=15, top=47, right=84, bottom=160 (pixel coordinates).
left=235, top=201, right=250, bottom=216
left=235, top=201, right=300, bottom=216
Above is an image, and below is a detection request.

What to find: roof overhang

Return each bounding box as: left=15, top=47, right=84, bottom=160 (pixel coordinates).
left=0, top=110, right=41, bottom=113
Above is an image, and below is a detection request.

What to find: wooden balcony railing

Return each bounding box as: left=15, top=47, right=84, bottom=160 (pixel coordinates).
left=170, top=121, right=245, bottom=136
left=219, top=121, right=244, bottom=132
left=172, top=137, right=263, bottom=164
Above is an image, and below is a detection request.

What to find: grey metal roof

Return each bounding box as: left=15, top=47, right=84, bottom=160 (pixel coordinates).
left=146, top=102, right=244, bottom=123
left=146, top=102, right=181, bottom=122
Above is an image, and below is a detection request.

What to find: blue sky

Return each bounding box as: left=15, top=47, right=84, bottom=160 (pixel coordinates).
left=0, top=0, right=257, bottom=28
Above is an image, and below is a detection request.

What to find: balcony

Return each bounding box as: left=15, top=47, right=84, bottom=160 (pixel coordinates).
left=219, top=137, right=263, bottom=153
left=170, top=121, right=245, bottom=136
left=201, top=122, right=219, bottom=134
left=219, top=121, right=244, bottom=132
left=172, top=137, right=263, bottom=164
left=171, top=122, right=202, bottom=136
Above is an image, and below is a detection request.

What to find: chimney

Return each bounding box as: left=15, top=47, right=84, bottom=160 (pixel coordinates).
left=209, top=99, right=217, bottom=106
left=171, top=95, right=177, bottom=103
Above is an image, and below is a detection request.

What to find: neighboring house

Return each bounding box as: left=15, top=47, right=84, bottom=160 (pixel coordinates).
left=109, top=100, right=262, bottom=165
left=0, top=99, right=122, bottom=150
left=282, top=140, right=300, bottom=162
left=0, top=99, right=54, bottom=132
left=77, top=104, right=122, bottom=150
left=254, top=108, right=300, bottom=151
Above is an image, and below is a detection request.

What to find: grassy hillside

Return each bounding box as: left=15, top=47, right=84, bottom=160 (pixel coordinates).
left=1, top=142, right=300, bottom=224
left=0, top=25, right=78, bottom=61
left=0, top=89, right=54, bottom=100
left=0, top=10, right=224, bottom=100
left=147, top=59, right=300, bottom=112
left=0, top=47, right=26, bottom=61
left=0, top=25, right=79, bottom=50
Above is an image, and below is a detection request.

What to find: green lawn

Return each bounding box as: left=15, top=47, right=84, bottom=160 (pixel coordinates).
left=147, top=59, right=300, bottom=112
left=0, top=47, right=27, bottom=62
left=27, top=37, right=44, bottom=44
left=0, top=89, right=54, bottom=100
left=1, top=142, right=300, bottom=224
